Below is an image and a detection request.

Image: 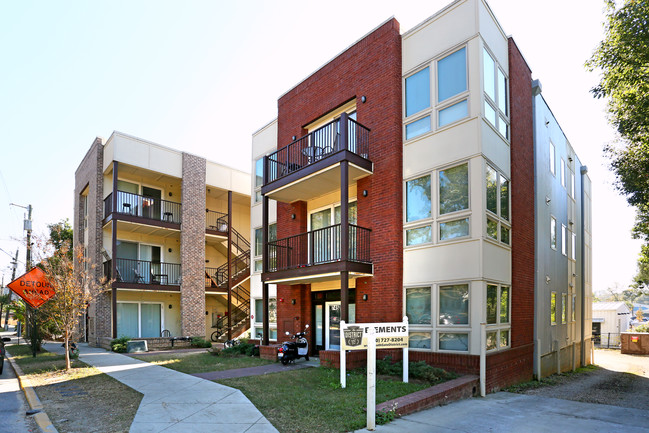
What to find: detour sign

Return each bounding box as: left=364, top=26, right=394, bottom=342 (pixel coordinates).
left=8, top=267, right=56, bottom=308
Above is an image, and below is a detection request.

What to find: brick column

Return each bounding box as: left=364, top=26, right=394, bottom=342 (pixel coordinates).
left=180, top=153, right=207, bottom=336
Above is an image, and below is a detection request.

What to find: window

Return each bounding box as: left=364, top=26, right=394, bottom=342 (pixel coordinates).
left=560, top=159, right=566, bottom=188
left=551, top=292, right=557, bottom=325
left=570, top=170, right=576, bottom=198
left=572, top=294, right=577, bottom=321
left=439, top=333, right=468, bottom=351
left=406, top=116, right=431, bottom=139
left=485, top=164, right=510, bottom=245
left=254, top=298, right=277, bottom=341
left=117, top=302, right=163, bottom=338
left=561, top=293, right=567, bottom=324
left=439, top=284, right=469, bottom=325
left=406, top=225, right=432, bottom=246
left=405, top=67, right=430, bottom=117
left=406, top=175, right=431, bottom=222
left=483, top=48, right=509, bottom=139
left=439, top=218, right=469, bottom=241
left=439, top=100, right=468, bottom=127
left=438, top=47, right=466, bottom=102
left=439, top=163, right=468, bottom=215
left=561, top=224, right=567, bottom=256
left=486, top=284, right=510, bottom=350
left=406, top=287, right=431, bottom=324
left=571, top=232, right=577, bottom=260
left=254, top=158, right=264, bottom=203
left=550, top=216, right=557, bottom=250
left=549, top=141, right=556, bottom=175
left=409, top=332, right=432, bottom=349
left=253, top=224, right=276, bottom=273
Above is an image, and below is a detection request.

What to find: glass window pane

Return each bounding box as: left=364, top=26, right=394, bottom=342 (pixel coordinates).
left=497, top=69, right=507, bottom=114
left=334, top=202, right=357, bottom=225
left=571, top=171, right=576, bottom=198
left=254, top=190, right=261, bottom=203
left=486, top=331, right=498, bottom=350
left=269, top=223, right=277, bottom=242
left=406, top=116, right=431, bottom=139
left=500, top=329, right=509, bottom=348
left=255, top=228, right=263, bottom=257
left=551, top=292, right=557, bottom=324
left=550, top=217, right=557, bottom=249
left=440, top=218, right=469, bottom=240
left=485, top=101, right=497, bottom=127
left=500, top=178, right=509, bottom=221
left=117, top=303, right=139, bottom=338
left=486, top=284, right=498, bottom=324
left=439, top=164, right=468, bottom=215
left=140, top=304, right=161, bottom=338
left=409, top=332, right=432, bottom=349
left=571, top=232, right=576, bottom=260
left=500, top=286, right=509, bottom=323
left=310, top=208, right=332, bottom=230
left=483, top=48, right=495, bottom=100
left=550, top=141, right=556, bottom=175
left=562, top=294, right=567, bottom=323
left=406, top=226, right=432, bottom=246
left=501, top=226, right=510, bottom=245
left=486, top=166, right=498, bottom=214
left=255, top=158, right=264, bottom=187
left=406, top=287, right=431, bottom=324
left=255, top=299, right=263, bottom=321
left=439, top=284, right=469, bottom=325
left=572, top=294, right=577, bottom=321
left=405, top=67, right=430, bottom=117
left=439, top=99, right=468, bottom=127
left=487, top=218, right=498, bottom=240
left=406, top=175, right=431, bottom=222
left=254, top=260, right=262, bottom=272
left=498, top=116, right=509, bottom=139
left=561, top=225, right=567, bottom=255
left=439, top=333, right=469, bottom=351
left=438, top=47, right=467, bottom=102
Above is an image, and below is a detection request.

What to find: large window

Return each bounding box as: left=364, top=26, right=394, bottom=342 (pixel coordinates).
left=483, top=48, right=509, bottom=139
left=439, top=163, right=469, bottom=215
left=254, top=158, right=263, bottom=203
left=406, top=287, right=432, bottom=324
left=485, top=164, right=510, bottom=245
left=406, top=175, right=431, bottom=222
left=404, top=46, right=468, bottom=140
left=253, top=223, right=276, bottom=273
left=439, top=284, right=469, bottom=325
left=486, top=284, right=510, bottom=351
left=116, top=302, right=163, bottom=338
left=254, top=298, right=277, bottom=341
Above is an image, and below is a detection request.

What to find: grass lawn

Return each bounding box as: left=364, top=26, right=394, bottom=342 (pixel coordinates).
left=217, top=367, right=430, bottom=432
left=7, top=344, right=142, bottom=433
left=130, top=351, right=273, bottom=374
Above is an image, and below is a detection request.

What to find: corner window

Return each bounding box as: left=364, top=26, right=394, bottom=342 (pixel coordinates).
left=439, top=163, right=468, bottom=215
left=483, top=48, right=509, bottom=139
left=439, top=100, right=468, bottom=128
left=439, top=218, right=469, bottom=241
left=485, top=163, right=510, bottom=245
left=405, top=67, right=430, bottom=117
left=406, top=225, right=432, bottom=246
left=439, top=284, right=469, bottom=325
left=409, top=332, right=432, bottom=349
left=406, top=116, right=431, bottom=140
left=406, top=287, right=432, bottom=324
left=406, top=175, right=431, bottom=222
left=439, top=332, right=468, bottom=351
left=438, top=47, right=467, bottom=102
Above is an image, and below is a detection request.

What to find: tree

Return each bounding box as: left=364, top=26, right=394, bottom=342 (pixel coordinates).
left=587, top=0, right=649, bottom=290
left=47, top=219, right=73, bottom=260
left=38, top=228, right=106, bottom=369
left=0, top=293, right=11, bottom=328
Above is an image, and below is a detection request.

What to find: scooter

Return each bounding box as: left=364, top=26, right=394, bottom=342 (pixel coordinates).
left=278, top=324, right=309, bottom=365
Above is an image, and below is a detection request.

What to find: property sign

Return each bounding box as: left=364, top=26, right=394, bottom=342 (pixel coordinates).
left=341, top=321, right=409, bottom=350
left=7, top=267, right=56, bottom=308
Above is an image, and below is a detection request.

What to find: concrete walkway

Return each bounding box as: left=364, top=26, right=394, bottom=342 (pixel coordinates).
left=42, top=342, right=277, bottom=433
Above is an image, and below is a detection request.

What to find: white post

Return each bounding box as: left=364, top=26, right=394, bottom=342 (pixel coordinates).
left=340, top=320, right=346, bottom=389
left=367, top=327, right=376, bottom=431
left=480, top=322, right=486, bottom=397
left=403, top=316, right=408, bottom=383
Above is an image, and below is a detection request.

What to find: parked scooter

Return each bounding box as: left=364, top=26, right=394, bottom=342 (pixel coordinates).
left=278, top=324, right=309, bottom=365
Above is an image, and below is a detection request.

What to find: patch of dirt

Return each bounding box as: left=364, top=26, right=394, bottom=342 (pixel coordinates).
left=519, top=349, right=649, bottom=410
left=30, top=366, right=142, bottom=433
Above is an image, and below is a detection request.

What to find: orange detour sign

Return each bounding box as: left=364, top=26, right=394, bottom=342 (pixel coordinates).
left=7, top=267, right=56, bottom=308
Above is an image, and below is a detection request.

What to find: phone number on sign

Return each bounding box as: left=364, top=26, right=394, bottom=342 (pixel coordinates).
left=376, top=337, right=405, bottom=344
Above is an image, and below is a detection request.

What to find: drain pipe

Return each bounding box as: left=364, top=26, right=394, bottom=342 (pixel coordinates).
left=480, top=323, right=486, bottom=396
left=580, top=166, right=588, bottom=366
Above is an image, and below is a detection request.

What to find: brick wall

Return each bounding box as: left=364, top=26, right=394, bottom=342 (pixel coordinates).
left=276, top=19, right=404, bottom=335
left=74, top=137, right=108, bottom=345
left=508, top=38, right=535, bottom=352
left=180, top=153, right=207, bottom=336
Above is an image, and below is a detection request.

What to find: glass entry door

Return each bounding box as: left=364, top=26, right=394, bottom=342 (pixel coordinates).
left=311, top=208, right=332, bottom=263
left=324, top=301, right=355, bottom=350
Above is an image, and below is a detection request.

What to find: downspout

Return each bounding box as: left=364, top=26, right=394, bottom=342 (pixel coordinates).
left=531, top=79, right=542, bottom=379
left=580, top=165, right=588, bottom=365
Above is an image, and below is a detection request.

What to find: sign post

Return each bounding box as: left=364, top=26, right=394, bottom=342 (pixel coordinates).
left=366, top=327, right=376, bottom=431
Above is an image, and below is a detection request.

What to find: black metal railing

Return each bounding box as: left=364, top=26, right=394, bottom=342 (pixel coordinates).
left=104, top=191, right=182, bottom=224
left=211, top=302, right=250, bottom=333
left=266, top=224, right=371, bottom=272
left=206, top=209, right=228, bottom=231
left=204, top=251, right=251, bottom=289
left=265, top=115, right=370, bottom=184
left=104, top=258, right=181, bottom=286
left=593, top=332, right=621, bottom=349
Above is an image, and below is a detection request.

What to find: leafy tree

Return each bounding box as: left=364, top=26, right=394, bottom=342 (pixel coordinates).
left=47, top=219, right=73, bottom=260
left=587, top=0, right=649, bottom=290
left=0, top=293, right=11, bottom=328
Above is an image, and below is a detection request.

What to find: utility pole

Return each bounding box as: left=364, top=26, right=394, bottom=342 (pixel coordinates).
left=11, top=203, right=36, bottom=357
left=5, top=250, right=18, bottom=331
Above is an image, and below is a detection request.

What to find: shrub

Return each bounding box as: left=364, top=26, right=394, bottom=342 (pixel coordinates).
left=220, top=339, right=259, bottom=357
left=110, top=337, right=130, bottom=353
left=632, top=323, right=649, bottom=333
left=375, top=356, right=457, bottom=385
left=191, top=337, right=213, bottom=348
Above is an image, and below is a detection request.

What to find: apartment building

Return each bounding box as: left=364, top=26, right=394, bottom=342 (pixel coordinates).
left=75, top=132, right=251, bottom=348
left=251, top=0, right=592, bottom=389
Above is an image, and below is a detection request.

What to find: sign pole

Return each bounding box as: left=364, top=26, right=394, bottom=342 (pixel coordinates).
left=367, top=327, right=376, bottom=431
left=403, top=316, right=409, bottom=383
left=340, top=320, right=346, bottom=389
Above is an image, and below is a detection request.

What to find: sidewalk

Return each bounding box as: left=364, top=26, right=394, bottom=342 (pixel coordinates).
left=42, top=342, right=277, bottom=433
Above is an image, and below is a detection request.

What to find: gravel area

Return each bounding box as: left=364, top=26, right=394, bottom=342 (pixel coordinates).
left=519, top=349, right=649, bottom=410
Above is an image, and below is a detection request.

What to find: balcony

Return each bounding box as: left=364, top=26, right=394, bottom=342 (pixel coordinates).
left=104, top=191, right=181, bottom=228
left=104, top=258, right=181, bottom=290
left=261, top=114, right=372, bottom=202
left=262, top=223, right=372, bottom=284
left=205, top=209, right=228, bottom=235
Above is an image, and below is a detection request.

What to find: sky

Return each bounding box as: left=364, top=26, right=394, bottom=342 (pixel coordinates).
left=0, top=0, right=640, bottom=292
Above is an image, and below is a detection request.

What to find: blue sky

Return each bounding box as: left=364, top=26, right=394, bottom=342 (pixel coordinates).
left=0, top=0, right=639, bottom=292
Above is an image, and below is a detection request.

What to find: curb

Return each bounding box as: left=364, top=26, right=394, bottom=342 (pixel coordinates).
left=6, top=349, right=58, bottom=433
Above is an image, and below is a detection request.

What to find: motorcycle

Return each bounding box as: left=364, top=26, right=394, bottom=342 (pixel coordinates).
left=278, top=324, right=309, bottom=365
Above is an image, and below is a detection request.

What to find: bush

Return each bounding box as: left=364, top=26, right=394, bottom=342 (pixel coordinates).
left=632, top=323, right=649, bottom=333
left=220, top=339, right=259, bottom=357
left=110, top=337, right=130, bottom=353
left=191, top=337, right=213, bottom=348
left=375, top=356, right=457, bottom=385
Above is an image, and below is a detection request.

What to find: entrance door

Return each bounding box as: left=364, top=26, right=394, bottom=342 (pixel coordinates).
left=310, top=208, right=332, bottom=263
left=324, top=301, right=355, bottom=350
left=142, top=186, right=162, bottom=220
left=140, top=245, right=161, bottom=283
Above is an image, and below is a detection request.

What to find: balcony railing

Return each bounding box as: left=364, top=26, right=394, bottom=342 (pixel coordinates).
left=205, top=250, right=251, bottom=289
left=265, top=116, right=370, bottom=184
left=206, top=209, right=228, bottom=232
left=104, top=191, right=182, bottom=224
left=266, top=224, right=371, bottom=272
left=104, top=258, right=181, bottom=286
